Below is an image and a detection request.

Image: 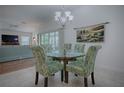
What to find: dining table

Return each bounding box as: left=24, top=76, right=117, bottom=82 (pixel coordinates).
left=47, top=50, right=85, bottom=83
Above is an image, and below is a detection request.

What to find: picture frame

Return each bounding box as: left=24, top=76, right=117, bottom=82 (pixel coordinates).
left=76, top=24, right=104, bottom=42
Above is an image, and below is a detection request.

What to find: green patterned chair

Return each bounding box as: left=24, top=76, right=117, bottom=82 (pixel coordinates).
left=31, top=46, right=63, bottom=87
left=66, top=45, right=101, bottom=87
left=74, top=44, right=85, bottom=53
left=46, top=44, right=53, bottom=53
left=40, top=44, right=53, bottom=53
left=64, top=43, right=72, bottom=52
left=74, top=44, right=85, bottom=62
left=45, top=44, right=54, bottom=61
left=40, top=44, right=53, bottom=61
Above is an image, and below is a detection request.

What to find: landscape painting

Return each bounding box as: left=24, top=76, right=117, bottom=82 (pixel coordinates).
left=76, top=24, right=104, bottom=42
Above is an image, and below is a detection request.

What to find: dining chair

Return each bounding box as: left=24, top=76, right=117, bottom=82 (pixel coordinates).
left=47, top=44, right=53, bottom=53
left=46, top=44, right=54, bottom=61
left=66, top=45, right=102, bottom=87
left=64, top=43, right=72, bottom=52
left=31, top=46, right=64, bottom=87
left=74, top=44, right=85, bottom=62
left=40, top=44, right=53, bottom=61
left=40, top=44, right=53, bottom=53
left=74, top=44, right=85, bottom=53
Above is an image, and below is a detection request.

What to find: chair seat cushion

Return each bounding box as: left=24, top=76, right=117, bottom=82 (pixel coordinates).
left=47, top=61, right=63, bottom=75
left=66, top=61, right=90, bottom=77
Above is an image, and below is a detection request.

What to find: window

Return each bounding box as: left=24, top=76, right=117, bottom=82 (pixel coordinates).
left=37, top=31, right=59, bottom=50
left=21, top=36, right=30, bottom=45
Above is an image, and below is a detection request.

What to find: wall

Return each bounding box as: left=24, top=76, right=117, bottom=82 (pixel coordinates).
left=0, top=29, right=32, bottom=46
left=64, top=6, right=124, bottom=72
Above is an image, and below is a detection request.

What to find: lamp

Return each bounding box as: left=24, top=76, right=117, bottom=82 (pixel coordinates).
left=55, top=6, right=74, bottom=28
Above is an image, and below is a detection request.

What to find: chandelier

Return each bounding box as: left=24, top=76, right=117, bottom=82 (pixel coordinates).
left=54, top=6, right=74, bottom=28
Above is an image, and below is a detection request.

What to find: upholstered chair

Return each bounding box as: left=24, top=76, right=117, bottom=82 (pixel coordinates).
left=74, top=44, right=85, bottom=62
left=46, top=44, right=54, bottom=61
left=66, top=45, right=101, bottom=87
left=46, top=44, right=53, bottom=53
left=31, top=46, right=63, bottom=87
left=74, top=44, right=85, bottom=53
left=39, top=44, right=53, bottom=61
left=40, top=44, right=53, bottom=53
left=64, top=43, right=72, bottom=52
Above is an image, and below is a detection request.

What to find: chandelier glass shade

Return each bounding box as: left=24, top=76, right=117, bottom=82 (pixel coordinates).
left=55, top=9, right=74, bottom=28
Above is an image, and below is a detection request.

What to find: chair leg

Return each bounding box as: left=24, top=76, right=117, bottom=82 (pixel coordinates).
left=91, top=72, right=95, bottom=85
left=52, top=74, right=55, bottom=76
left=44, top=77, right=48, bottom=87
left=61, top=70, right=63, bottom=82
left=35, top=72, right=39, bottom=85
left=64, top=61, right=68, bottom=83
left=65, top=71, right=68, bottom=83
left=84, top=77, right=88, bottom=87
left=74, top=74, right=78, bottom=77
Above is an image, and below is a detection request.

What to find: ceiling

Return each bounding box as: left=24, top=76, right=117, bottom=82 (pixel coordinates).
left=0, top=5, right=81, bottom=32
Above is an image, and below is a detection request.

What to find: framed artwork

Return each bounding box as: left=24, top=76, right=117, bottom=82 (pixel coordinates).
left=76, top=24, right=104, bottom=42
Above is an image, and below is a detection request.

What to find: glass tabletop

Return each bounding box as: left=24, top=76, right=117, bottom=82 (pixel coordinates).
left=47, top=50, right=84, bottom=58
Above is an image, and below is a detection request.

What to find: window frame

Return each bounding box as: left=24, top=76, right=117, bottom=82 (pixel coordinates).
left=21, top=36, right=30, bottom=46
left=38, top=31, right=59, bottom=50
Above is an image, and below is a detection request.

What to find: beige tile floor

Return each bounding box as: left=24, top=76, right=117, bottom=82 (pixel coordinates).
left=0, top=66, right=124, bottom=87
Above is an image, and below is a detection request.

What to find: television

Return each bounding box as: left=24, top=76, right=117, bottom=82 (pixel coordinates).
left=2, top=34, right=19, bottom=45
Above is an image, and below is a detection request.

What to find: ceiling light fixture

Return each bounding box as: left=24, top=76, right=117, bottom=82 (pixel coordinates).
left=54, top=6, right=74, bottom=28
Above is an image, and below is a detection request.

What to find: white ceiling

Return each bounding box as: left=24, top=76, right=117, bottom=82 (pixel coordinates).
left=0, top=5, right=81, bottom=32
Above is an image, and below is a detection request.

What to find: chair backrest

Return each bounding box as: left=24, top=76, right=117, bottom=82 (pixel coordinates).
left=85, top=45, right=101, bottom=72
left=64, top=43, right=72, bottom=51
left=47, top=44, right=53, bottom=53
left=31, top=46, right=49, bottom=76
left=74, top=44, right=85, bottom=53
left=40, top=44, right=53, bottom=53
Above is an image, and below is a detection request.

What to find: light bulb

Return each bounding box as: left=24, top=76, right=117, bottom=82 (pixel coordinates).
left=65, top=11, right=71, bottom=16
left=69, top=15, right=74, bottom=21
left=55, top=16, right=59, bottom=21
left=55, top=12, right=61, bottom=17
